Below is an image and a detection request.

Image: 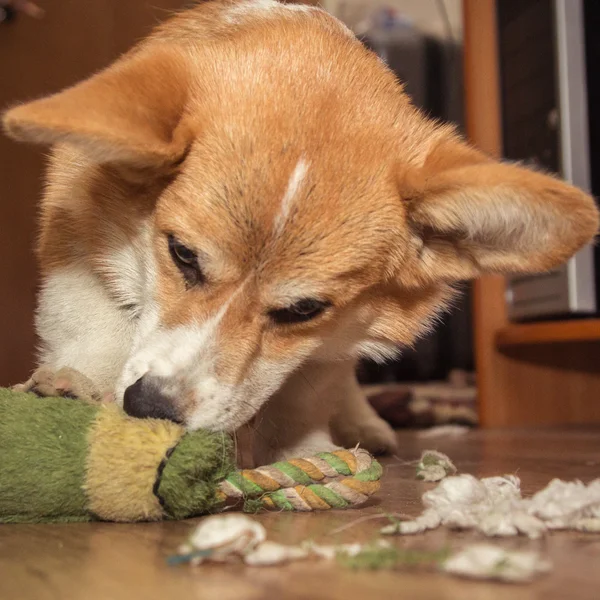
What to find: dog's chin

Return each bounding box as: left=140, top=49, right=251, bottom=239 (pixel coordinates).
left=184, top=402, right=262, bottom=434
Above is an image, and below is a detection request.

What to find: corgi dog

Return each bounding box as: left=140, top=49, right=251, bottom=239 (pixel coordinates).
left=3, top=0, right=598, bottom=465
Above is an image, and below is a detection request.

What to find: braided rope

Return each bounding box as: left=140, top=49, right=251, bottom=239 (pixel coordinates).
left=216, top=448, right=382, bottom=511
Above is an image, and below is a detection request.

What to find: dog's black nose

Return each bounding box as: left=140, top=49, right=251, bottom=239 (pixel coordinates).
left=123, top=376, right=182, bottom=423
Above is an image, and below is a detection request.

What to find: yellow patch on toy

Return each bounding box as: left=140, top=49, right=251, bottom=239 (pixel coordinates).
left=84, top=405, right=184, bottom=521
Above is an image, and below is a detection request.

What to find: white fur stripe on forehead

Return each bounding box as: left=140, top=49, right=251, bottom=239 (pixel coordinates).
left=226, top=0, right=315, bottom=23
left=274, top=158, right=309, bottom=235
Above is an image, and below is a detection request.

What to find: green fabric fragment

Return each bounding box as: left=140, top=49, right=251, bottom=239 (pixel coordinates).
left=338, top=543, right=452, bottom=571
left=337, top=544, right=400, bottom=570
left=0, top=389, right=97, bottom=523
left=309, top=484, right=348, bottom=508
left=421, top=454, right=440, bottom=467
left=158, top=430, right=234, bottom=520
left=271, top=461, right=313, bottom=486
left=316, top=452, right=353, bottom=476
left=415, top=450, right=457, bottom=482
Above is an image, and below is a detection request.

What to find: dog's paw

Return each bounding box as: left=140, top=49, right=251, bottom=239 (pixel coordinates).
left=333, top=416, right=398, bottom=456
left=256, top=431, right=341, bottom=465
left=281, top=440, right=340, bottom=461
left=12, top=366, right=103, bottom=403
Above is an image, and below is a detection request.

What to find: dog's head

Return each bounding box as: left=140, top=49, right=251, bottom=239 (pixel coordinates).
left=4, top=0, right=598, bottom=430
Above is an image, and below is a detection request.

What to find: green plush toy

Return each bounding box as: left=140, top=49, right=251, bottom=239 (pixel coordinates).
left=0, top=389, right=382, bottom=523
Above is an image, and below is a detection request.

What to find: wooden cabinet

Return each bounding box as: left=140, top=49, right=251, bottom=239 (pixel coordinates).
left=464, top=0, right=600, bottom=426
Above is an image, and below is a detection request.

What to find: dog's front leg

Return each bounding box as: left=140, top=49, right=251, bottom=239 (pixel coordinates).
left=329, top=361, right=398, bottom=455
left=250, top=361, right=344, bottom=465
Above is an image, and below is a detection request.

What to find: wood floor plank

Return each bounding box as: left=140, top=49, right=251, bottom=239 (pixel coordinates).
left=1, top=429, right=599, bottom=599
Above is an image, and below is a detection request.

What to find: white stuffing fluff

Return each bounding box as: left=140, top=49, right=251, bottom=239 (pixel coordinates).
left=442, top=544, right=552, bottom=583
left=527, top=478, right=600, bottom=530
left=180, top=515, right=390, bottom=567
left=306, top=542, right=364, bottom=561
left=244, top=541, right=310, bottom=566
left=175, top=472, right=600, bottom=581
left=381, top=474, right=600, bottom=539
left=417, top=425, right=470, bottom=438
left=181, top=514, right=267, bottom=564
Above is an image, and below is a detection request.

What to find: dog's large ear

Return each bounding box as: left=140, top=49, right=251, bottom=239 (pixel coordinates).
left=398, top=137, right=599, bottom=286
left=2, top=44, right=192, bottom=168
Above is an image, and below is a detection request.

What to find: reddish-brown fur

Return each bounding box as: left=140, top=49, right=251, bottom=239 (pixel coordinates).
left=3, top=1, right=598, bottom=457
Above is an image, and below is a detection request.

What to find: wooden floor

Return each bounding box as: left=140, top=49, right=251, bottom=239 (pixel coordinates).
left=1, top=429, right=600, bottom=600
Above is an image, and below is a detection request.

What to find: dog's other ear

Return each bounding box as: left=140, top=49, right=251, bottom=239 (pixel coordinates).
left=2, top=44, right=192, bottom=168
left=398, top=137, right=599, bottom=286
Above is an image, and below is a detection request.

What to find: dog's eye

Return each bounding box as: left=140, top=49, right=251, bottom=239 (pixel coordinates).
left=168, top=235, right=204, bottom=287
left=269, top=299, right=330, bottom=325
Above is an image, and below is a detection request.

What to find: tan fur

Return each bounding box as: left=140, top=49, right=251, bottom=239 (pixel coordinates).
left=3, top=1, right=598, bottom=460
